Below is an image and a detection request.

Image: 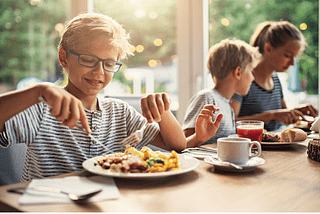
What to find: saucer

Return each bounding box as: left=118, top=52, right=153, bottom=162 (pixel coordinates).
left=204, top=154, right=265, bottom=172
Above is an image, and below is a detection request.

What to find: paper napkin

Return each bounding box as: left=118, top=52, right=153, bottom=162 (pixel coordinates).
left=19, top=175, right=120, bottom=205
left=310, top=117, right=320, bottom=132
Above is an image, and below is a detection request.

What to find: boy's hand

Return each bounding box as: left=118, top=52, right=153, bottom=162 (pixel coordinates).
left=39, top=83, right=91, bottom=134
left=140, top=93, right=171, bottom=123
left=195, top=104, right=223, bottom=143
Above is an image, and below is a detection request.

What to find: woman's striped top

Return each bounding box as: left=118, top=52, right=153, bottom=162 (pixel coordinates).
left=0, top=97, right=159, bottom=182
left=232, top=73, right=284, bottom=131
left=182, top=88, right=236, bottom=145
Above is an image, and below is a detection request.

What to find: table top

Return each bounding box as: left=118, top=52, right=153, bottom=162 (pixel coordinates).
left=0, top=140, right=319, bottom=212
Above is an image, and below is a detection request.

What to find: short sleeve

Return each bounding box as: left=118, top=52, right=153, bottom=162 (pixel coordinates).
left=182, top=92, right=211, bottom=130
left=231, top=93, right=243, bottom=104
left=3, top=103, right=44, bottom=147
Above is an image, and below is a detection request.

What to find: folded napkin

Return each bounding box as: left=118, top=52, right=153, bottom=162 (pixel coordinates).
left=19, top=175, right=120, bottom=205
left=310, top=117, right=320, bottom=132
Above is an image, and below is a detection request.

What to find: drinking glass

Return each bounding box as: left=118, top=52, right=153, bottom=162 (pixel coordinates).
left=236, top=120, right=264, bottom=143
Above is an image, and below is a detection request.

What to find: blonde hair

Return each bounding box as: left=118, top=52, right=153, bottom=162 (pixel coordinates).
left=207, top=39, right=261, bottom=80
left=250, top=21, right=306, bottom=54
left=58, top=13, right=133, bottom=60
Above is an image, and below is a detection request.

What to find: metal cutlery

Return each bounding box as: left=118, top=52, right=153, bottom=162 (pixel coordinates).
left=38, top=96, right=99, bottom=144
left=182, top=147, right=217, bottom=154
left=7, top=186, right=102, bottom=203
left=120, top=120, right=148, bottom=151
left=210, top=156, right=243, bottom=170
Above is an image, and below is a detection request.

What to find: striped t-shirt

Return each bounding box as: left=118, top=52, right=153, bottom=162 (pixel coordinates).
left=0, top=97, right=159, bottom=182
left=232, top=73, right=283, bottom=131
left=182, top=88, right=236, bottom=145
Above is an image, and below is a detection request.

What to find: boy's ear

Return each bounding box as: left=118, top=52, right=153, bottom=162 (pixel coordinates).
left=264, top=43, right=272, bottom=55
left=234, top=66, right=242, bottom=80
left=59, top=49, right=68, bottom=68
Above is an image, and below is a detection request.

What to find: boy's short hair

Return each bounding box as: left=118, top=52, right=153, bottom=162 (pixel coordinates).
left=58, top=13, right=133, bottom=60
left=207, top=39, right=261, bottom=80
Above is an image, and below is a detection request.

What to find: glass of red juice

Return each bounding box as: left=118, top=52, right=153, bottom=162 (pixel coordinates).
left=236, top=121, right=264, bottom=144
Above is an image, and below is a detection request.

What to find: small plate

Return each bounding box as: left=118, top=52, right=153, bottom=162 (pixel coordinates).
left=204, top=154, right=265, bottom=172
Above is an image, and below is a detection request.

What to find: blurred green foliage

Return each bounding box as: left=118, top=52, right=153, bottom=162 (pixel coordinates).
left=0, top=0, right=69, bottom=87
left=209, top=0, right=319, bottom=94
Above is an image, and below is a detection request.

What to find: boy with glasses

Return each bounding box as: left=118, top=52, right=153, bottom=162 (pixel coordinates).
left=0, top=13, right=211, bottom=182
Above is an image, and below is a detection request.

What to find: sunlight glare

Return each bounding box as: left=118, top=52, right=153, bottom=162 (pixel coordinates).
left=154, top=38, right=163, bottom=46
left=148, top=60, right=157, bottom=67
left=300, top=23, right=307, bottom=30
left=135, top=9, right=146, bottom=18
left=136, top=45, right=144, bottom=53
left=149, top=12, right=158, bottom=19
left=221, top=18, right=230, bottom=26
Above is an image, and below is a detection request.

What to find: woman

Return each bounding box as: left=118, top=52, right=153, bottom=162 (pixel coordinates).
left=231, top=21, right=318, bottom=131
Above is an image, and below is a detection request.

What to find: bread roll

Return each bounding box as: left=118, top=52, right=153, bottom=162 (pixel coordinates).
left=280, top=128, right=307, bottom=142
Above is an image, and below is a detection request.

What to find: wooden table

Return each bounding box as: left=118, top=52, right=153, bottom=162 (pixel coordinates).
left=0, top=141, right=319, bottom=212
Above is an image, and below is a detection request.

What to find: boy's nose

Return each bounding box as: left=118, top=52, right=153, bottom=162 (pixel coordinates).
left=92, top=62, right=105, bottom=74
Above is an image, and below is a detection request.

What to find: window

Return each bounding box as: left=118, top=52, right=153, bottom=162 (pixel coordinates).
left=208, top=0, right=319, bottom=110
left=0, top=0, right=69, bottom=92
left=1, top=0, right=318, bottom=124
left=93, top=0, right=179, bottom=115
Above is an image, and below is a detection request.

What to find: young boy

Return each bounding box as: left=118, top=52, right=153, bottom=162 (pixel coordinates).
left=183, top=39, right=262, bottom=146
left=0, top=13, right=221, bottom=182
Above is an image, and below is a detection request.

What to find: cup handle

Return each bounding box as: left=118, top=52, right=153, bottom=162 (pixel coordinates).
left=249, top=141, right=262, bottom=157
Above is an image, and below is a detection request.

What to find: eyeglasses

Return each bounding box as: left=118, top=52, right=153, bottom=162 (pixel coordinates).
left=69, top=51, right=122, bottom=73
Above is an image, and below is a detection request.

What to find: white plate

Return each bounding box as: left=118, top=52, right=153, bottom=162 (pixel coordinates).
left=82, top=154, right=200, bottom=178
left=204, top=154, right=265, bottom=172
left=261, top=139, right=309, bottom=146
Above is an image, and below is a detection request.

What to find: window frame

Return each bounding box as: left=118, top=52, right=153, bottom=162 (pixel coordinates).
left=70, top=0, right=210, bottom=123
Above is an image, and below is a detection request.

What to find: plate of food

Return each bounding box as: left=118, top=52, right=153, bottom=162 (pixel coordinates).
left=82, top=146, right=200, bottom=178
left=294, top=116, right=315, bottom=132
left=261, top=128, right=308, bottom=146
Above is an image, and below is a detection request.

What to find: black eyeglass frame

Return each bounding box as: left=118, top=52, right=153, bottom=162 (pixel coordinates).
left=69, top=51, right=122, bottom=73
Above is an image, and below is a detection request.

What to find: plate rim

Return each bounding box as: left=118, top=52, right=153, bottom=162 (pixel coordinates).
left=82, top=154, right=200, bottom=178
left=204, top=155, right=265, bottom=169
left=261, top=139, right=309, bottom=145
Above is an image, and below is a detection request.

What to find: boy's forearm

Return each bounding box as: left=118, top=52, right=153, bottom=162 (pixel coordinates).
left=0, top=85, right=43, bottom=131
left=186, top=133, right=205, bottom=148
left=235, top=111, right=274, bottom=124
left=157, top=111, right=186, bottom=151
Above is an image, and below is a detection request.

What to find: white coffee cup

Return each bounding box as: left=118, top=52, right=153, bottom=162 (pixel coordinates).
left=217, top=137, right=262, bottom=164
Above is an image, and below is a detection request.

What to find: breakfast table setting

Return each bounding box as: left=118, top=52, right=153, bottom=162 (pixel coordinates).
left=0, top=120, right=320, bottom=212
